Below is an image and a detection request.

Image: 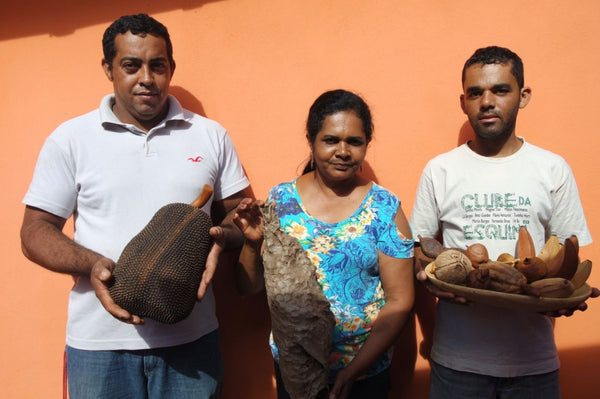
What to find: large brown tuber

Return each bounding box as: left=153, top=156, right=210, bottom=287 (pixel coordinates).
left=260, top=204, right=335, bottom=399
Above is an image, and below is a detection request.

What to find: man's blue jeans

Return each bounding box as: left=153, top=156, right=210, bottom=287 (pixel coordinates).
left=429, top=361, right=560, bottom=399
left=66, top=329, right=223, bottom=399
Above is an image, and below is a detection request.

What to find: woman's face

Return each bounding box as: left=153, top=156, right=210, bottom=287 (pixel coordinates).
left=312, top=110, right=367, bottom=183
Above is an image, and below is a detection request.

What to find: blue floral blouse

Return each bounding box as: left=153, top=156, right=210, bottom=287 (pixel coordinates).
left=268, top=181, right=414, bottom=379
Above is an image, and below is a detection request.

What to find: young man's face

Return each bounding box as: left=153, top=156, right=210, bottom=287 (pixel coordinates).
left=102, top=31, right=174, bottom=131
left=460, top=62, right=530, bottom=141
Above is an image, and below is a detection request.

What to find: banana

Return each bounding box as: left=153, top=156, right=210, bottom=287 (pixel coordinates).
left=517, top=226, right=536, bottom=259
left=570, top=260, right=592, bottom=289
left=544, top=243, right=566, bottom=278
left=515, top=256, right=547, bottom=283
left=479, top=261, right=535, bottom=295
left=538, top=235, right=560, bottom=262
left=530, top=277, right=575, bottom=298
left=554, top=236, right=580, bottom=280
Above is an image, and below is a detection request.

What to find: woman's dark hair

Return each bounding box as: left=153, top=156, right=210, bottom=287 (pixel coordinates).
left=102, top=14, right=174, bottom=70
left=462, top=46, right=524, bottom=89
left=303, top=89, right=373, bottom=174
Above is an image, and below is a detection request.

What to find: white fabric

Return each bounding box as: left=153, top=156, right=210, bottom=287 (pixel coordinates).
left=23, top=94, right=250, bottom=350
left=410, top=139, right=591, bottom=377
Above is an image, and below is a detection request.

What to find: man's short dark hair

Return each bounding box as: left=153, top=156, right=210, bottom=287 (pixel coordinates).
left=462, top=46, right=524, bottom=89
left=102, top=14, right=174, bottom=70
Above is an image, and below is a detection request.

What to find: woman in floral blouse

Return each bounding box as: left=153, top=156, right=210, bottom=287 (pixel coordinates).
left=234, top=89, right=414, bottom=399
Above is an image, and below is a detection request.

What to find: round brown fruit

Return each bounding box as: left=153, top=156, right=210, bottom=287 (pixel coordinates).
left=433, top=249, right=473, bottom=285
left=465, top=243, right=489, bottom=268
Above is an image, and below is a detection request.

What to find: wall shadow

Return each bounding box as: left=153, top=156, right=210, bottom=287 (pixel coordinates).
left=360, top=160, right=379, bottom=184
left=0, top=0, right=226, bottom=40
left=170, top=85, right=258, bottom=201
left=213, top=249, right=276, bottom=398
left=170, top=85, right=208, bottom=118
left=558, top=345, right=600, bottom=399
left=458, top=120, right=475, bottom=147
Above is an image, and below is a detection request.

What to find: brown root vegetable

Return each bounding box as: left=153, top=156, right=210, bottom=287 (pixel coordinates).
left=260, top=204, right=335, bottom=399
left=433, top=249, right=473, bottom=285
left=418, top=235, right=444, bottom=259
left=465, top=243, right=489, bottom=268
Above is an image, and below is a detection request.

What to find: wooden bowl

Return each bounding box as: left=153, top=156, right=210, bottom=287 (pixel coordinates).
left=425, top=263, right=592, bottom=312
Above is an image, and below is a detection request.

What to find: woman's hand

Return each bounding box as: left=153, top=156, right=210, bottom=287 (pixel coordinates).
left=329, top=367, right=356, bottom=399
left=233, top=198, right=267, bottom=295
left=232, top=198, right=266, bottom=243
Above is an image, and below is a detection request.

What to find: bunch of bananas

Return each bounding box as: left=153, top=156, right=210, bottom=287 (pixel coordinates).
left=421, top=227, right=592, bottom=298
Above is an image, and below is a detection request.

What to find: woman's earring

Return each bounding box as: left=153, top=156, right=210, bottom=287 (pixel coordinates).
left=311, top=154, right=315, bottom=170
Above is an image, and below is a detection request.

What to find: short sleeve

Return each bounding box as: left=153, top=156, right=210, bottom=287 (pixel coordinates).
left=410, top=161, right=442, bottom=240
left=23, top=134, right=78, bottom=219
left=212, top=130, right=250, bottom=201
left=374, top=188, right=414, bottom=259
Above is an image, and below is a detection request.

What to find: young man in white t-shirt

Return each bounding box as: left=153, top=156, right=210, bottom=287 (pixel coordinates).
left=411, top=46, right=598, bottom=399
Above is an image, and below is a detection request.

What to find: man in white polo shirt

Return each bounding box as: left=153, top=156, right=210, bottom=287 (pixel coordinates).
left=20, top=13, right=249, bottom=399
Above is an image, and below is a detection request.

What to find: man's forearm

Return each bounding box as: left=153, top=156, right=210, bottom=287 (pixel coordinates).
left=21, top=208, right=102, bottom=276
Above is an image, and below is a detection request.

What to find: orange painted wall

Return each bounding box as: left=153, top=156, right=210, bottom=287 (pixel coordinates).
left=2, top=1, right=599, bottom=398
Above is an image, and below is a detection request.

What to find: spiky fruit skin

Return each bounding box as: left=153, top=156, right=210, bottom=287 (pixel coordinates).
left=111, top=204, right=212, bottom=324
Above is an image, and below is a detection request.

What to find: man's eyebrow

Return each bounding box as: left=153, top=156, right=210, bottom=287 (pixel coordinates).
left=465, top=83, right=512, bottom=93
left=465, top=85, right=482, bottom=93
left=492, top=83, right=512, bottom=90
left=118, top=56, right=168, bottom=63
left=119, top=56, right=141, bottom=63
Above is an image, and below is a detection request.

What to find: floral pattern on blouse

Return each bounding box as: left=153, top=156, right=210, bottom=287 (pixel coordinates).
left=267, top=181, right=413, bottom=379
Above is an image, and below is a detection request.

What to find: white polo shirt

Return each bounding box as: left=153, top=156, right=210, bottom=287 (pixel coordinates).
left=24, top=94, right=250, bottom=350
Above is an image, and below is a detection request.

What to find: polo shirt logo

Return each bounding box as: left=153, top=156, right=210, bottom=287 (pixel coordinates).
left=188, top=156, right=203, bottom=163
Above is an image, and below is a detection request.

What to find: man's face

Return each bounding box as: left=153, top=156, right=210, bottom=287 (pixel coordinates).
left=460, top=63, right=530, bottom=141
left=102, top=31, right=174, bottom=131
